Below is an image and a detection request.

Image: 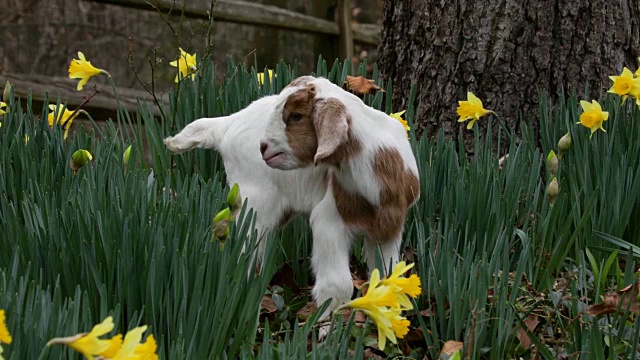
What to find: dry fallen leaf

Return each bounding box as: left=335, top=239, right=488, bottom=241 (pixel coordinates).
left=516, top=314, right=540, bottom=349
left=585, top=281, right=639, bottom=316
left=344, top=75, right=384, bottom=95
left=295, top=300, right=317, bottom=320
left=441, top=340, right=463, bottom=355
left=261, top=295, right=277, bottom=314
left=498, top=154, right=509, bottom=170
left=353, top=309, right=367, bottom=326
left=362, top=348, right=384, bottom=360
left=403, top=328, right=425, bottom=343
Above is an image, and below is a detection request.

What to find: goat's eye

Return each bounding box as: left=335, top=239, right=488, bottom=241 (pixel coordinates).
left=289, top=112, right=303, bottom=122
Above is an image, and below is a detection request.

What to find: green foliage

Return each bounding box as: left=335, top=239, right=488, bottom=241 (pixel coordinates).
left=0, top=56, right=639, bottom=359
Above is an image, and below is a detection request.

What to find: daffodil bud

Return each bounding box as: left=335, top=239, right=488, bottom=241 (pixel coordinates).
left=212, top=208, right=232, bottom=245
left=226, top=183, right=241, bottom=212
left=70, top=149, right=93, bottom=173
left=3, top=81, right=12, bottom=104
left=213, top=207, right=231, bottom=224
left=546, top=177, right=559, bottom=204
left=558, top=132, right=572, bottom=156
left=547, top=150, right=558, bottom=177
left=123, top=145, right=132, bottom=166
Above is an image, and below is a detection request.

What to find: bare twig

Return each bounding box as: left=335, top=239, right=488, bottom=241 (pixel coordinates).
left=126, top=39, right=167, bottom=119
left=124, top=0, right=218, bottom=123
left=64, top=85, right=101, bottom=123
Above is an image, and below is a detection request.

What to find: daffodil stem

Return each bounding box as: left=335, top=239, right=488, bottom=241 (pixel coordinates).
left=104, top=73, right=123, bottom=116
left=35, top=346, right=50, bottom=360
left=105, top=73, right=135, bottom=142
left=492, top=113, right=514, bottom=143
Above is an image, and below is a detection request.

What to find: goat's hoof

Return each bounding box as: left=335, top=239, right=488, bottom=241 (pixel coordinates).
left=164, top=137, right=192, bottom=154
left=317, top=320, right=331, bottom=342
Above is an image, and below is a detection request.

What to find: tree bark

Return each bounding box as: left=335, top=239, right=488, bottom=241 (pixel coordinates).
left=378, top=0, right=640, bottom=150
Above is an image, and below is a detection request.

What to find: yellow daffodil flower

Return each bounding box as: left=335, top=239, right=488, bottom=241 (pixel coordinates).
left=134, top=334, right=159, bottom=360
left=577, top=100, right=609, bottom=137
left=170, top=48, right=197, bottom=83
left=374, top=307, right=404, bottom=351
left=111, top=325, right=148, bottom=360
left=608, top=67, right=640, bottom=101
left=346, top=269, right=398, bottom=309
left=69, top=52, right=107, bottom=91
left=0, top=310, right=12, bottom=345
left=340, top=265, right=420, bottom=350
left=457, top=92, right=494, bottom=129
left=0, top=309, right=10, bottom=360
left=390, top=315, right=410, bottom=339
left=67, top=317, right=114, bottom=359
left=342, top=269, right=409, bottom=350
left=257, top=69, right=274, bottom=86
left=390, top=110, right=410, bottom=133
left=48, top=104, right=80, bottom=140
left=379, top=261, right=422, bottom=310
left=98, top=334, right=123, bottom=358
left=47, top=316, right=114, bottom=360
left=355, top=303, right=409, bottom=351
left=0, top=102, right=6, bottom=116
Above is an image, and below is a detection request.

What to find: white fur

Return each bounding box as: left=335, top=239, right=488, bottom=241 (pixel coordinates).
left=164, top=77, right=419, bottom=319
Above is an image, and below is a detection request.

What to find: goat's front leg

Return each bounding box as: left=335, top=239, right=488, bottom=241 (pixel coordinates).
left=309, top=193, right=354, bottom=321
left=164, top=116, right=229, bottom=153
left=237, top=184, right=284, bottom=272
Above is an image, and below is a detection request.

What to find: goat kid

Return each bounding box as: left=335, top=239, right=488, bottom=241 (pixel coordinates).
left=164, top=76, right=420, bottom=318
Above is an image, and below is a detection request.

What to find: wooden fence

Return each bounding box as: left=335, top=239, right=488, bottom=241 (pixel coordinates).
left=1, top=0, right=381, bottom=118
left=93, top=0, right=381, bottom=58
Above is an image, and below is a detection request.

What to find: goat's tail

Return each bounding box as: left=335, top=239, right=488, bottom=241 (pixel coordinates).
left=164, top=116, right=233, bottom=154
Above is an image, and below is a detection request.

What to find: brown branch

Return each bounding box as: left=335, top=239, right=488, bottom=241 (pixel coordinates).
left=62, top=86, right=101, bottom=128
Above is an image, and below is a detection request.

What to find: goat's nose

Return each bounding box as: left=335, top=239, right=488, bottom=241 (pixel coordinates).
left=260, top=142, right=268, bottom=156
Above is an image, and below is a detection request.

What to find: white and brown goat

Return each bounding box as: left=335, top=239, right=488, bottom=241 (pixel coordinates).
left=164, top=76, right=420, bottom=315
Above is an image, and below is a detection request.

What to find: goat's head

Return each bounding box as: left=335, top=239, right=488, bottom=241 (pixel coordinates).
left=260, top=77, right=360, bottom=170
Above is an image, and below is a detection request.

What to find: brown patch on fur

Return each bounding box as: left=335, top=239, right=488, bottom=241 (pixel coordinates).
left=285, top=76, right=315, bottom=89
left=284, top=88, right=362, bottom=166
left=284, top=85, right=318, bottom=165
left=332, top=148, right=419, bottom=241
left=320, top=134, right=362, bottom=167
left=277, top=209, right=296, bottom=227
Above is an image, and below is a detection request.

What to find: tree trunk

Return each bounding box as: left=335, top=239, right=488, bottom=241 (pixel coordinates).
left=378, top=0, right=640, bottom=151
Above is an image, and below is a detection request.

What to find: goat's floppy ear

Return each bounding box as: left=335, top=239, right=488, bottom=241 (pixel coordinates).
left=313, top=98, right=350, bottom=165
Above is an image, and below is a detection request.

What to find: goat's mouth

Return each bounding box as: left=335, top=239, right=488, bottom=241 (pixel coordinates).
left=263, top=151, right=285, bottom=166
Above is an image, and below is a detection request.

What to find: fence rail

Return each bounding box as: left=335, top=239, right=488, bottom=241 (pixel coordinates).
left=1, top=74, right=166, bottom=118
left=92, top=0, right=382, bottom=58
left=1, top=1, right=381, bottom=121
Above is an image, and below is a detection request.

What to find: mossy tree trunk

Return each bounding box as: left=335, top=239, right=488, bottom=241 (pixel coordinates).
left=378, top=0, right=640, bottom=150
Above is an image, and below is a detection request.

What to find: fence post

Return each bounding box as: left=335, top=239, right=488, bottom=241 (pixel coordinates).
left=337, top=0, right=354, bottom=65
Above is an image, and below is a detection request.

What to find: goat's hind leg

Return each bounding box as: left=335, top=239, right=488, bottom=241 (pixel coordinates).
left=363, top=233, right=402, bottom=276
